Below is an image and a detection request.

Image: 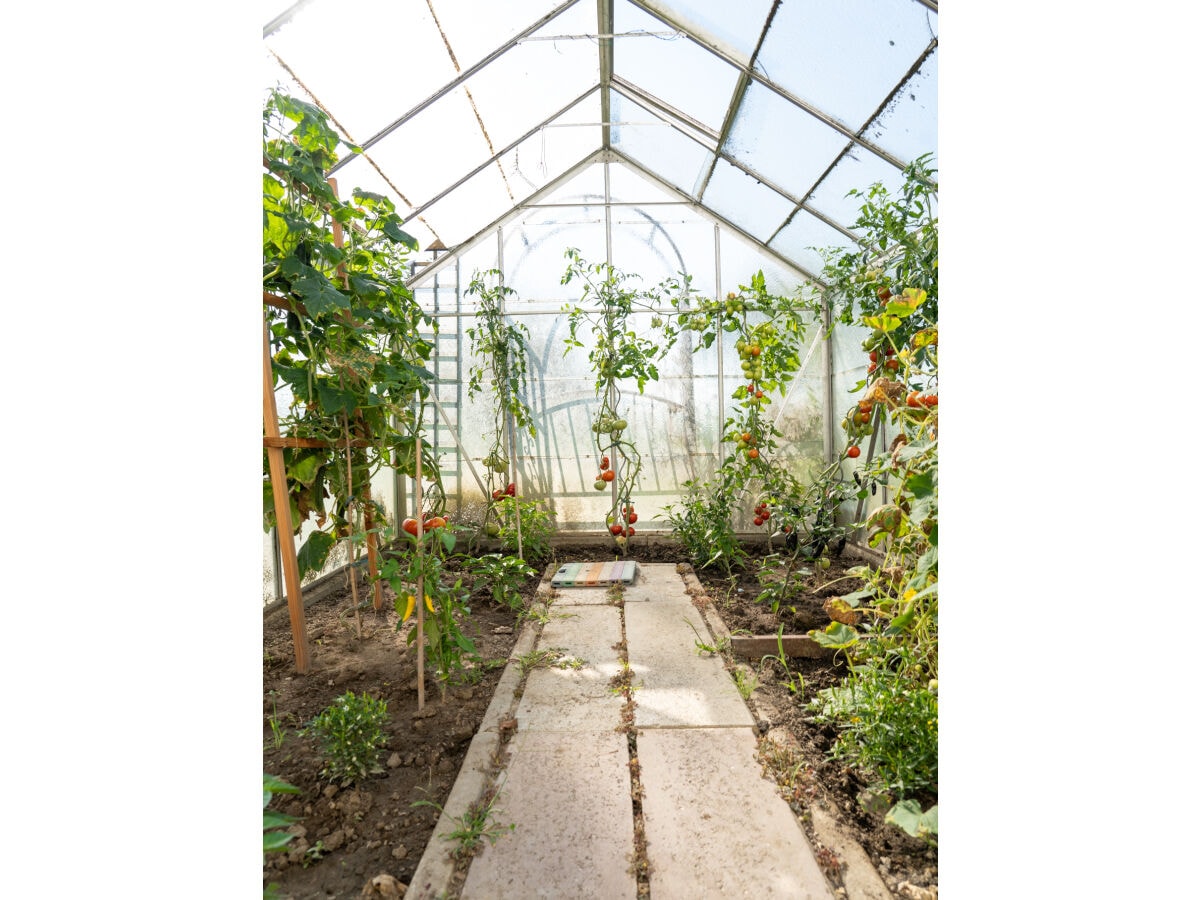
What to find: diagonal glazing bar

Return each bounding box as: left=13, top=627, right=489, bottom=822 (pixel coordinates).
left=406, top=148, right=610, bottom=289
left=606, top=148, right=822, bottom=286
left=609, top=83, right=858, bottom=244
left=328, top=0, right=583, bottom=174
left=401, top=86, right=601, bottom=226
left=694, top=0, right=780, bottom=201
left=263, top=0, right=319, bottom=38
left=610, top=75, right=720, bottom=145
left=626, top=0, right=917, bottom=173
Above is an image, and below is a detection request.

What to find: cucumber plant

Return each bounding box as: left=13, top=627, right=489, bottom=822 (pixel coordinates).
left=262, top=87, right=440, bottom=582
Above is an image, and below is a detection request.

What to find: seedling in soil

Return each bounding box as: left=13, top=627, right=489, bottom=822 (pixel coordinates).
left=266, top=691, right=286, bottom=750
left=758, top=625, right=805, bottom=698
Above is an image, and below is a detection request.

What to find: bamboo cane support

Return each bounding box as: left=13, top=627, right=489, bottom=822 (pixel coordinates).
left=415, top=434, right=425, bottom=710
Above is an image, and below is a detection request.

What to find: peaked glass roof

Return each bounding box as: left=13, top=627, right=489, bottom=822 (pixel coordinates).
left=262, top=0, right=937, bottom=283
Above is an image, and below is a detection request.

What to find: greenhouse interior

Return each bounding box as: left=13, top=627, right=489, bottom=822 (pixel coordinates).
left=260, top=1, right=941, bottom=897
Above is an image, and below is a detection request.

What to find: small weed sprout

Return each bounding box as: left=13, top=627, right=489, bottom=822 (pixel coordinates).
left=684, top=618, right=729, bottom=656
left=733, top=666, right=759, bottom=699
left=414, top=783, right=516, bottom=860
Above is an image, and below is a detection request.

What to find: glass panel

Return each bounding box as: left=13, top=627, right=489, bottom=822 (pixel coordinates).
left=504, top=217, right=609, bottom=306
left=415, top=163, right=515, bottom=249
left=769, top=210, right=857, bottom=280
left=465, top=3, right=600, bottom=152
left=365, top=86, right=494, bottom=211
left=264, top=0, right=457, bottom=142
left=806, top=149, right=908, bottom=231
left=614, top=0, right=742, bottom=132
left=756, top=0, right=937, bottom=130
left=525, top=161, right=606, bottom=206
left=611, top=92, right=715, bottom=197
left=725, top=81, right=850, bottom=202
left=864, top=49, right=938, bottom=167
left=496, top=96, right=603, bottom=201
left=638, top=0, right=776, bottom=63
left=718, top=227, right=807, bottom=297
left=431, top=0, right=579, bottom=76
left=700, top=158, right=794, bottom=242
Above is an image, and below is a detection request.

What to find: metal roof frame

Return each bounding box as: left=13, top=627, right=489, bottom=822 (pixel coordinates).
left=265, top=0, right=935, bottom=282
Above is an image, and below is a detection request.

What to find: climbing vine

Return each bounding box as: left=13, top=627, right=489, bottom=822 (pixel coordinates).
left=464, top=269, right=539, bottom=549
left=561, top=249, right=681, bottom=553
left=262, top=87, right=440, bottom=580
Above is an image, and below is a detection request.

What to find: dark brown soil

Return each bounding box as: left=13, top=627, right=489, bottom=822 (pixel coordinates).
left=263, top=536, right=937, bottom=899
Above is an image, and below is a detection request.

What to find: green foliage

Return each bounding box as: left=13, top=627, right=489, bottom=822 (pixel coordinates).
left=381, top=531, right=480, bottom=691
left=801, top=156, right=938, bottom=841
left=458, top=553, right=537, bottom=611
left=818, top=153, right=938, bottom=369
left=262, top=86, right=438, bottom=579
left=658, top=270, right=819, bottom=552
left=808, top=660, right=938, bottom=798
left=263, top=773, right=301, bottom=856
left=662, top=479, right=747, bottom=576
left=304, top=692, right=390, bottom=784
left=886, top=798, right=938, bottom=844
left=492, top=496, right=556, bottom=559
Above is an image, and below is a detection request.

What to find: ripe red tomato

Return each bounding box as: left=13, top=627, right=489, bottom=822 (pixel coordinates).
left=610, top=524, right=624, bottom=536
left=601, top=470, right=616, bottom=482
left=924, top=394, right=938, bottom=406
left=753, top=516, right=764, bottom=527
left=847, top=445, right=861, bottom=459
left=748, top=448, right=760, bottom=460
left=626, top=526, right=635, bottom=536
left=906, top=391, right=921, bottom=408
left=600, top=456, right=609, bottom=470
left=402, top=517, right=419, bottom=536
left=627, top=512, right=638, bottom=524
left=423, top=516, right=446, bottom=530
left=492, top=489, right=503, bottom=500
left=505, top=483, right=516, bottom=496
left=868, top=351, right=878, bottom=363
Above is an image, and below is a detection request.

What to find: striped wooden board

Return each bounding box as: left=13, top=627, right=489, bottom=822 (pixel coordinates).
left=550, top=560, right=640, bottom=587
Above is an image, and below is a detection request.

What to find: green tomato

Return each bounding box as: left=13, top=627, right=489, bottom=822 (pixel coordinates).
left=612, top=419, right=628, bottom=431
left=594, top=480, right=606, bottom=491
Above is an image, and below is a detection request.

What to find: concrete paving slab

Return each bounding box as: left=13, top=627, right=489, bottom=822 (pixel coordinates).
left=460, top=730, right=637, bottom=900
left=637, top=727, right=836, bottom=899
left=516, top=667, right=626, bottom=732
left=537, top=604, right=623, bottom=667
left=549, top=585, right=620, bottom=606
left=625, top=595, right=753, bottom=728
left=621, top=561, right=686, bottom=603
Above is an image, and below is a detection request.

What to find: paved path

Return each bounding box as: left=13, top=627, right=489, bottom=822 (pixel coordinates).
left=407, top=563, right=837, bottom=900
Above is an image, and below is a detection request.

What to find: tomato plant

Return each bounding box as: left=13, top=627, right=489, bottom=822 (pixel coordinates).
left=562, top=249, right=683, bottom=551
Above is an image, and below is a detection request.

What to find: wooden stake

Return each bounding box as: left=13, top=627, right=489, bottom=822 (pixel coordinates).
left=263, top=318, right=310, bottom=673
